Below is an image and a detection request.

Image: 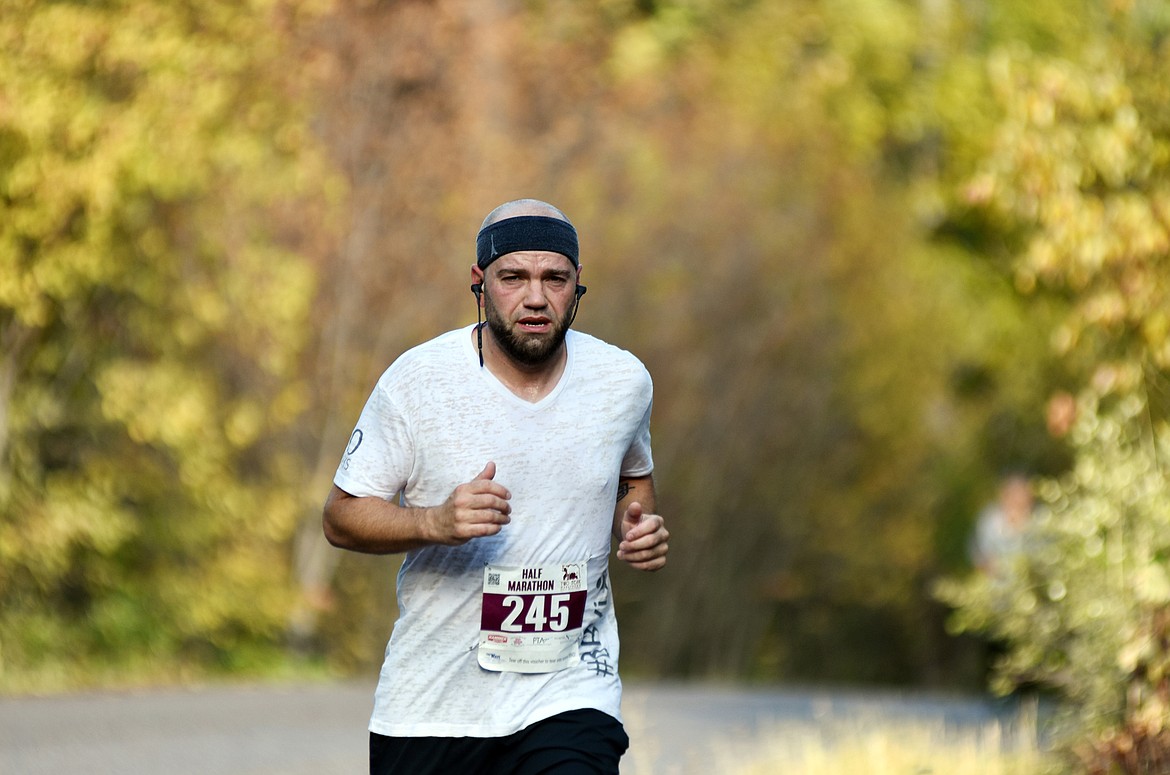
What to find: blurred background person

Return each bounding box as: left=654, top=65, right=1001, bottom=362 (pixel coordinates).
left=968, top=472, right=1034, bottom=576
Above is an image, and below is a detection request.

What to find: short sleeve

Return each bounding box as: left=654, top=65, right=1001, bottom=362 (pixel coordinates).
left=620, top=380, right=654, bottom=478
left=333, top=378, right=414, bottom=499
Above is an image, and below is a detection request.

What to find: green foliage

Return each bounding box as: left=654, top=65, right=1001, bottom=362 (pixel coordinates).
left=938, top=394, right=1170, bottom=772
left=0, top=0, right=334, bottom=688
left=960, top=49, right=1170, bottom=372
left=935, top=5, right=1170, bottom=770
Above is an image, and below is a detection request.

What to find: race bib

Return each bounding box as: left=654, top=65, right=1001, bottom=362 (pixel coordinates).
left=478, top=562, right=588, bottom=673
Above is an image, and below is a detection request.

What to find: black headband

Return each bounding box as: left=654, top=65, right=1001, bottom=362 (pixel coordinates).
left=476, top=215, right=579, bottom=269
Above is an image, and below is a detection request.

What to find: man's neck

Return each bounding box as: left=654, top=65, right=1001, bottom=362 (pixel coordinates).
left=478, top=327, right=568, bottom=403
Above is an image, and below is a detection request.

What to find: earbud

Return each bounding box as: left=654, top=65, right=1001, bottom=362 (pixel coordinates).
left=575, top=284, right=587, bottom=298
left=471, top=283, right=482, bottom=299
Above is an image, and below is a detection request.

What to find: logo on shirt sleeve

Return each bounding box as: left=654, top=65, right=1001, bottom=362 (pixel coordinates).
left=342, top=429, right=363, bottom=470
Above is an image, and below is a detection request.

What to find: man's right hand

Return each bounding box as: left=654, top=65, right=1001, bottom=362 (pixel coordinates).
left=425, top=461, right=512, bottom=545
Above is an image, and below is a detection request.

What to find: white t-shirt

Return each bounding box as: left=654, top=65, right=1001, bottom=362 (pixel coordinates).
left=334, top=325, right=654, bottom=738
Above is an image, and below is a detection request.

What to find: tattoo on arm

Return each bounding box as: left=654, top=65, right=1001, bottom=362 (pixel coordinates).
left=616, top=482, right=631, bottom=502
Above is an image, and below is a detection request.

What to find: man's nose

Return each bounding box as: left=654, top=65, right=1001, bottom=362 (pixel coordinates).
left=522, top=280, right=548, bottom=307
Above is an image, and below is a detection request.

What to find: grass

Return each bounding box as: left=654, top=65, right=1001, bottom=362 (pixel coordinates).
left=625, top=697, right=1055, bottom=775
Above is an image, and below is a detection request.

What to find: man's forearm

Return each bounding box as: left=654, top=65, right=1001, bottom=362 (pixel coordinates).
left=613, top=474, right=657, bottom=540
left=323, top=485, right=434, bottom=555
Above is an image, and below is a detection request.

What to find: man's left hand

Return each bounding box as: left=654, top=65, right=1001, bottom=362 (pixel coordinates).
left=616, top=502, right=669, bottom=572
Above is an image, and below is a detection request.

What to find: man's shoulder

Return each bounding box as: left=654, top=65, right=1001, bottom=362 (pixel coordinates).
left=378, top=327, right=470, bottom=386
left=569, top=330, right=652, bottom=387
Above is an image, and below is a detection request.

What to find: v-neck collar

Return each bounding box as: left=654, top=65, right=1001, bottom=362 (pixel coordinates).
left=463, top=324, right=574, bottom=410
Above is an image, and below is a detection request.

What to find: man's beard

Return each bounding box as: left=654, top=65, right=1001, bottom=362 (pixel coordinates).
left=483, top=290, right=573, bottom=367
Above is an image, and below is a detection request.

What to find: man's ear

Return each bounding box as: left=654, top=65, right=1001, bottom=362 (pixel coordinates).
left=470, top=266, right=485, bottom=305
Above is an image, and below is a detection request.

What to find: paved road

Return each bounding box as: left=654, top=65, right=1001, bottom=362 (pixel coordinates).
left=0, top=680, right=1020, bottom=774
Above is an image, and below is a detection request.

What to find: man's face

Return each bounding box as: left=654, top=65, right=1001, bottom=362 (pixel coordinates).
left=480, top=251, right=579, bottom=367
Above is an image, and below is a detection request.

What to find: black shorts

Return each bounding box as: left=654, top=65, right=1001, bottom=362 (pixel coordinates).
left=369, top=708, right=629, bottom=775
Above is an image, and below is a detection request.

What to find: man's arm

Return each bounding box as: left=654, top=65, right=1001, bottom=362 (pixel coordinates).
left=613, top=474, right=669, bottom=572
left=323, top=461, right=512, bottom=555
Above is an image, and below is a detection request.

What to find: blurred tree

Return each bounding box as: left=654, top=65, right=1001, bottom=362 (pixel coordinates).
left=0, top=0, right=336, bottom=687
left=935, top=3, right=1170, bottom=769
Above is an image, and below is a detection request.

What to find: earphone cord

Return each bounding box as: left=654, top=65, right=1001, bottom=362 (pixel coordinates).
left=476, top=305, right=485, bottom=368
left=567, top=290, right=583, bottom=329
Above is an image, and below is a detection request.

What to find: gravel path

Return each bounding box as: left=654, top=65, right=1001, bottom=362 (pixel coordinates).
left=0, top=680, right=1020, bottom=774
